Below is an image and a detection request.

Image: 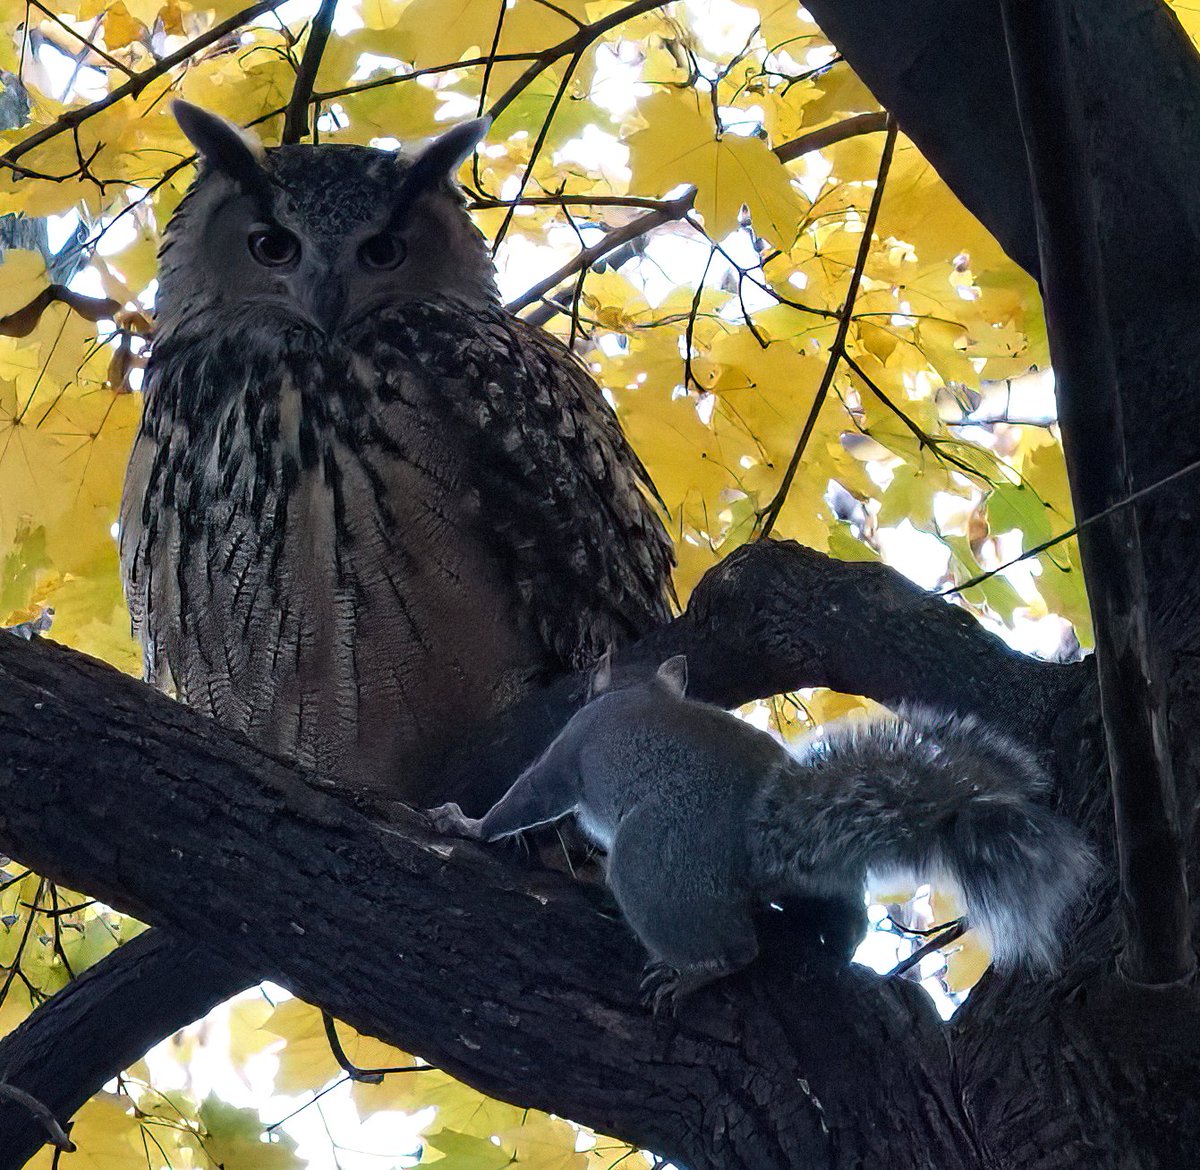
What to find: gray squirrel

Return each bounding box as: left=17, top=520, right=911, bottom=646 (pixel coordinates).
left=429, top=656, right=1095, bottom=1009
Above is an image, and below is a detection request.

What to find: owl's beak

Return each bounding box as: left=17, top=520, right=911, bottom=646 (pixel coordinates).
left=306, top=276, right=347, bottom=335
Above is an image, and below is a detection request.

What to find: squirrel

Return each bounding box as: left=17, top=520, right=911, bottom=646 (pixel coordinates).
left=429, top=656, right=1095, bottom=1011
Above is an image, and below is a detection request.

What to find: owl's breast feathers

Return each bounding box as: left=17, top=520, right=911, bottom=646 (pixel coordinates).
left=121, top=299, right=674, bottom=789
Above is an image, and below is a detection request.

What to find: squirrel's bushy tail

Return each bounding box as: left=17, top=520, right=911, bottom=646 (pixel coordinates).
left=933, top=771, right=1095, bottom=968
left=767, top=709, right=1096, bottom=969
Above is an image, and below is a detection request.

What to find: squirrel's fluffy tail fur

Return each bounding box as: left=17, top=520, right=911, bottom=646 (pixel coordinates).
left=754, top=709, right=1095, bottom=969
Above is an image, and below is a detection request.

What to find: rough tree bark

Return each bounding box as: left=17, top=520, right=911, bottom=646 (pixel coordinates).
left=0, top=541, right=1096, bottom=1170
left=3, top=0, right=1200, bottom=1165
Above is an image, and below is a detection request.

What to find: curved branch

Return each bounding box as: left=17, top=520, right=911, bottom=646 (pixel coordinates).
left=0, top=541, right=1078, bottom=1167
left=0, top=617, right=969, bottom=1170
left=0, top=932, right=246, bottom=1166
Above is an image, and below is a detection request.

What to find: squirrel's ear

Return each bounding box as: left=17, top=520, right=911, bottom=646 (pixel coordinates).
left=401, top=117, right=490, bottom=197
left=656, top=655, right=688, bottom=698
left=587, top=649, right=613, bottom=699
left=174, top=101, right=266, bottom=183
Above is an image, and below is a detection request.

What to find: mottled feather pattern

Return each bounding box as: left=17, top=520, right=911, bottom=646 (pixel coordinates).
left=122, top=116, right=675, bottom=799
left=364, top=301, right=675, bottom=666
left=122, top=300, right=674, bottom=794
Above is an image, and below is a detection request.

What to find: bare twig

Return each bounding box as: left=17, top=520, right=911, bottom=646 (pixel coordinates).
left=939, top=451, right=1200, bottom=598
left=506, top=188, right=696, bottom=315
left=281, top=0, right=339, bottom=144
left=888, top=919, right=968, bottom=977
left=321, top=1013, right=424, bottom=1083
left=27, top=0, right=136, bottom=78
left=758, top=115, right=898, bottom=538
left=774, top=111, right=889, bottom=164
left=842, top=352, right=980, bottom=478
left=486, top=0, right=672, bottom=122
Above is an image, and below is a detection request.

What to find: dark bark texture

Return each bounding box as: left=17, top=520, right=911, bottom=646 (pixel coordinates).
left=3, top=0, right=1200, bottom=1166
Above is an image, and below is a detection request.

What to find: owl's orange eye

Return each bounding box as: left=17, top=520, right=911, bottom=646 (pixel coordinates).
left=358, top=234, right=407, bottom=271
left=248, top=227, right=300, bottom=268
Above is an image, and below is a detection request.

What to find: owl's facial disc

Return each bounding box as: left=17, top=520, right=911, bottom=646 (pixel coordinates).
left=160, top=105, right=498, bottom=341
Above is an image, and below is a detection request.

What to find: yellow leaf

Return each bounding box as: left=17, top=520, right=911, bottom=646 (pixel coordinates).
left=0, top=250, right=48, bottom=318
left=626, top=91, right=803, bottom=243
left=27, top=1094, right=141, bottom=1170
left=103, top=2, right=146, bottom=51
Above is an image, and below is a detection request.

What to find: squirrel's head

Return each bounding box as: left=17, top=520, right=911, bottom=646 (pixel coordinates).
left=587, top=653, right=688, bottom=701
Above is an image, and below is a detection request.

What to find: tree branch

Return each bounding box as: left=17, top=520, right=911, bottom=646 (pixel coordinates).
left=485, top=0, right=672, bottom=122
left=0, top=616, right=973, bottom=1170
left=514, top=112, right=889, bottom=327
left=758, top=115, right=897, bottom=537
left=0, top=541, right=1087, bottom=1167
left=1000, top=0, right=1193, bottom=986
left=0, top=932, right=246, bottom=1165
left=281, top=0, right=339, bottom=145
left=0, top=0, right=284, bottom=172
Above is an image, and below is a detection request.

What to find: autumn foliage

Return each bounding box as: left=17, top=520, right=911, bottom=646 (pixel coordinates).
left=6, top=0, right=1193, bottom=1165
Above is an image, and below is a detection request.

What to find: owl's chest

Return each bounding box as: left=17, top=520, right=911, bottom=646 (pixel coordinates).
left=129, top=365, right=545, bottom=788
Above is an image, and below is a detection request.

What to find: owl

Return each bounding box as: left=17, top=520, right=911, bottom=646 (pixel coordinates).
left=120, top=102, right=674, bottom=804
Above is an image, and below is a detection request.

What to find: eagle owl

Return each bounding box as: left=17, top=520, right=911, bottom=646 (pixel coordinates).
left=120, top=103, right=674, bottom=803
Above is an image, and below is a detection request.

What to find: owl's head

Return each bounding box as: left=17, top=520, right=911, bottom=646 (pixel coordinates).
left=155, top=102, right=497, bottom=345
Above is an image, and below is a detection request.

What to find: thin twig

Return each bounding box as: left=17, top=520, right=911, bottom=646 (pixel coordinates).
left=492, top=47, right=585, bottom=250
left=888, top=919, right=968, bottom=977
left=758, top=115, right=898, bottom=538
left=486, top=0, right=672, bottom=122
left=281, top=0, right=339, bottom=144
left=842, top=352, right=980, bottom=478
left=321, top=1012, right=424, bottom=1082
left=506, top=189, right=696, bottom=314
left=27, top=0, right=136, bottom=78
left=939, top=451, right=1200, bottom=598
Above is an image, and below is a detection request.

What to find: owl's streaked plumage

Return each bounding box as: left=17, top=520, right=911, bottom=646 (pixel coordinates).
left=120, top=105, right=674, bottom=801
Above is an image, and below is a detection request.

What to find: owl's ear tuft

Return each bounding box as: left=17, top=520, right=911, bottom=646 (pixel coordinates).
left=655, top=656, right=688, bottom=698
left=174, top=100, right=267, bottom=188
left=401, top=117, right=491, bottom=198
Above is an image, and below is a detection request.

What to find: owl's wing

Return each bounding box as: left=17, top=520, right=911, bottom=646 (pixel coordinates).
left=367, top=302, right=676, bottom=671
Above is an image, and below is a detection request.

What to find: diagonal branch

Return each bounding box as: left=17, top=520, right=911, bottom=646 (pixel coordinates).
left=485, top=0, right=673, bottom=122
left=0, top=0, right=284, bottom=172
left=758, top=114, right=897, bottom=537
left=0, top=540, right=1087, bottom=1168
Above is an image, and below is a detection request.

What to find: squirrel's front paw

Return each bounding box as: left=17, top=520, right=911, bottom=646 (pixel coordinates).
left=425, top=802, right=484, bottom=839
left=640, top=962, right=686, bottom=1017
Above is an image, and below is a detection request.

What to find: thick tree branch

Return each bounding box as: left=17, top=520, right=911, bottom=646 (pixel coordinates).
left=280, top=0, right=339, bottom=145
left=0, top=932, right=246, bottom=1163
left=0, top=616, right=974, bottom=1170
left=0, top=542, right=1085, bottom=1167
